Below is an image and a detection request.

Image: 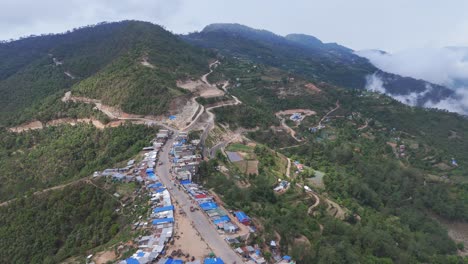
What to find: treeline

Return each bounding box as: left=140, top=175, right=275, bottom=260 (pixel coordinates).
left=0, top=182, right=122, bottom=263
left=0, top=123, right=156, bottom=201
left=6, top=93, right=110, bottom=126
left=213, top=104, right=278, bottom=129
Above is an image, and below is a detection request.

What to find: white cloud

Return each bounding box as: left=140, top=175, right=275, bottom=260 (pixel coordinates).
left=0, top=0, right=183, bottom=40
left=356, top=48, right=468, bottom=88
left=359, top=48, right=468, bottom=115
left=364, top=74, right=434, bottom=107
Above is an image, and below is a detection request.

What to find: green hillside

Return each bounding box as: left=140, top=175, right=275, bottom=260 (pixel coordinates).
left=206, top=57, right=468, bottom=262
left=0, top=20, right=211, bottom=126
left=0, top=123, right=156, bottom=202
left=0, top=180, right=140, bottom=264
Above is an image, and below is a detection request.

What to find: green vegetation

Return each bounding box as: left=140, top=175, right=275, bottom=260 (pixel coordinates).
left=14, top=93, right=110, bottom=125
left=0, top=123, right=156, bottom=201
left=203, top=58, right=468, bottom=262
left=73, top=55, right=186, bottom=115
left=0, top=20, right=212, bottom=126
left=0, top=180, right=131, bottom=263
left=226, top=143, right=254, bottom=152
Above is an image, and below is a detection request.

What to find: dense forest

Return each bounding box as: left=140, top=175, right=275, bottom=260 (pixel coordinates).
left=0, top=182, right=123, bottom=263
left=0, top=123, right=156, bottom=201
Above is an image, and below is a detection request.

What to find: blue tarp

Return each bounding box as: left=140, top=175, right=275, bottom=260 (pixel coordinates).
left=153, top=205, right=174, bottom=213
left=147, top=172, right=157, bottom=179
left=169, top=115, right=176, bottom=120
left=213, top=215, right=230, bottom=224
left=152, top=218, right=174, bottom=225
left=172, top=260, right=183, bottom=264
left=154, top=187, right=166, bottom=193
left=200, top=202, right=218, bottom=211
left=180, top=180, right=191, bottom=185
left=164, top=259, right=173, bottom=264
left=148, top=183, right=163, bottom=189
left=126, top=258, right=139, bottom=264
left=146, top=168, right=154, bottom=173
left=137, top=252, right=145, bottom=257
left=283, top=255, right=292, bottom=260
left=235, top=211, right=250, bottom=223
left=204, top=258, right=225, bottom=264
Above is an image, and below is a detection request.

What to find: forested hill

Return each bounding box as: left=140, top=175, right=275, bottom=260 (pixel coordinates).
left=183, top=23, right=454, bottom=106
left=0, top=20, right=212, bottom=126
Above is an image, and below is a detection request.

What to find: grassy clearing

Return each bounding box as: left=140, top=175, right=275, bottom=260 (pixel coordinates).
left=226, top=143, right=254, bottom=152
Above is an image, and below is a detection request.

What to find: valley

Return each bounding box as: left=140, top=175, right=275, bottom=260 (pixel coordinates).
left=1, top=20, right=468, bottom=264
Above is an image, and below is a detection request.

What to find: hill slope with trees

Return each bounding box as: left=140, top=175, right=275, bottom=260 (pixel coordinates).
left=0, top=21, right=212, bottom=126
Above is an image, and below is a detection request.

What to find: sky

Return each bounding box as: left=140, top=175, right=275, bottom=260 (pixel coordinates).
left=1, top=0, right=468, bottom=52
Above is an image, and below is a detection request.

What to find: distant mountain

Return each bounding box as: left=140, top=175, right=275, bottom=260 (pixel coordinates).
left=0, top=21, right=211, bottom=125
left=183, top=23, right=455, bottom=107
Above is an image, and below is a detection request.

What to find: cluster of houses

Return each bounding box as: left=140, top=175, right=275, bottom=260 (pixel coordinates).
left=180, top=180, right=249, bottom=234
left=118, top=129, right=180, bottom=264
left=171, top=132, right=202, bottom=182
left=105, top=127, right=296, bottom=264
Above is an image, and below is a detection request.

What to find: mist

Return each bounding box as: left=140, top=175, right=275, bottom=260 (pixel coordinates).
left=356, top=48, right=468, bottom=115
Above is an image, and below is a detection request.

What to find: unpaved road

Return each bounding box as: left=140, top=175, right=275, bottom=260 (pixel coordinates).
left=318, top=100, right=340, bottom=127
left=157, top=132, right=243, bottom=263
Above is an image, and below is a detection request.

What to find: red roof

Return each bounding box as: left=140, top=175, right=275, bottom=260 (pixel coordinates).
left=195, top=194, right=207, bottom=199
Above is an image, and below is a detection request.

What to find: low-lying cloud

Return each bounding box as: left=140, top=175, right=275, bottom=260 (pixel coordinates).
left=356, top=48, right=468, bottom=115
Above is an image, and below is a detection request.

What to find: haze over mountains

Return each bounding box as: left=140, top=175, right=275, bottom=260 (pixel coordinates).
left=358, top=47, right=468, bottom=114
left=2, top=20, right=468, bottom=263
left=184, top=23, right=462, bottom=113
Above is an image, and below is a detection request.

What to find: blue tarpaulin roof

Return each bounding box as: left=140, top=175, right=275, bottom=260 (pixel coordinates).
left=213, top=215, right=230, bottom=224
left=169, top=115, right=176, bottom=120
left=137, top=252, right=145, bottom=257
left=235, top=211, right=250, bottom=222
left=152, top=218, right=174, bottom=225
left=164, top=258, right=173, bottom=264
left=180, top=180, right=191, bottom=185
left=126, top=258, right=139, bottom=264
left=200, top=202, right=218, bottom=211
left=204, top=258, right=225, bottom=264
left=153, top=205, right=174, bottom=213
left=283, top=255, right=292, bottom=260
left=154, top=187, right=166, bottom=193
left=148, top=183, right=163, bottom=188
left=172, top=260, right=183, bottom=264
left=146, top=168, right=154, bottom=173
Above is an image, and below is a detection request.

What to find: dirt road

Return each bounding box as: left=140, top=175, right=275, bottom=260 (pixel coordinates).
left=318, top=100, right=340, bottom=127
left=157, top=132, right=243, bottom=263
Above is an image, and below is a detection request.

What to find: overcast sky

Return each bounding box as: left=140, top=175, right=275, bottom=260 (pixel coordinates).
left=2, top=0, right=468, bottom=52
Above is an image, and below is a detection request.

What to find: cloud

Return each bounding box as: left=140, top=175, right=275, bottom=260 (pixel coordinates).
left=0, top=0, right=184, bottom=40
left=365, top=73, right=436, bottom=107
left=358, top=48, right=468, bottom=115
left=356, top=48, right=468, bottom=88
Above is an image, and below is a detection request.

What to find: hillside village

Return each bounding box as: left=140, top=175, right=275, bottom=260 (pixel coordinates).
left=1, top=19, right=468, bottom=264
left=92, top=128, right=297, bottom=264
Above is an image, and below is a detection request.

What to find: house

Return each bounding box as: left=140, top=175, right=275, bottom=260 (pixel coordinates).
left=176, top=171, right=192, bottom=181
left=235, top=211, right=251, bottom=225
left=204, top=257, right=225, bottom=264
